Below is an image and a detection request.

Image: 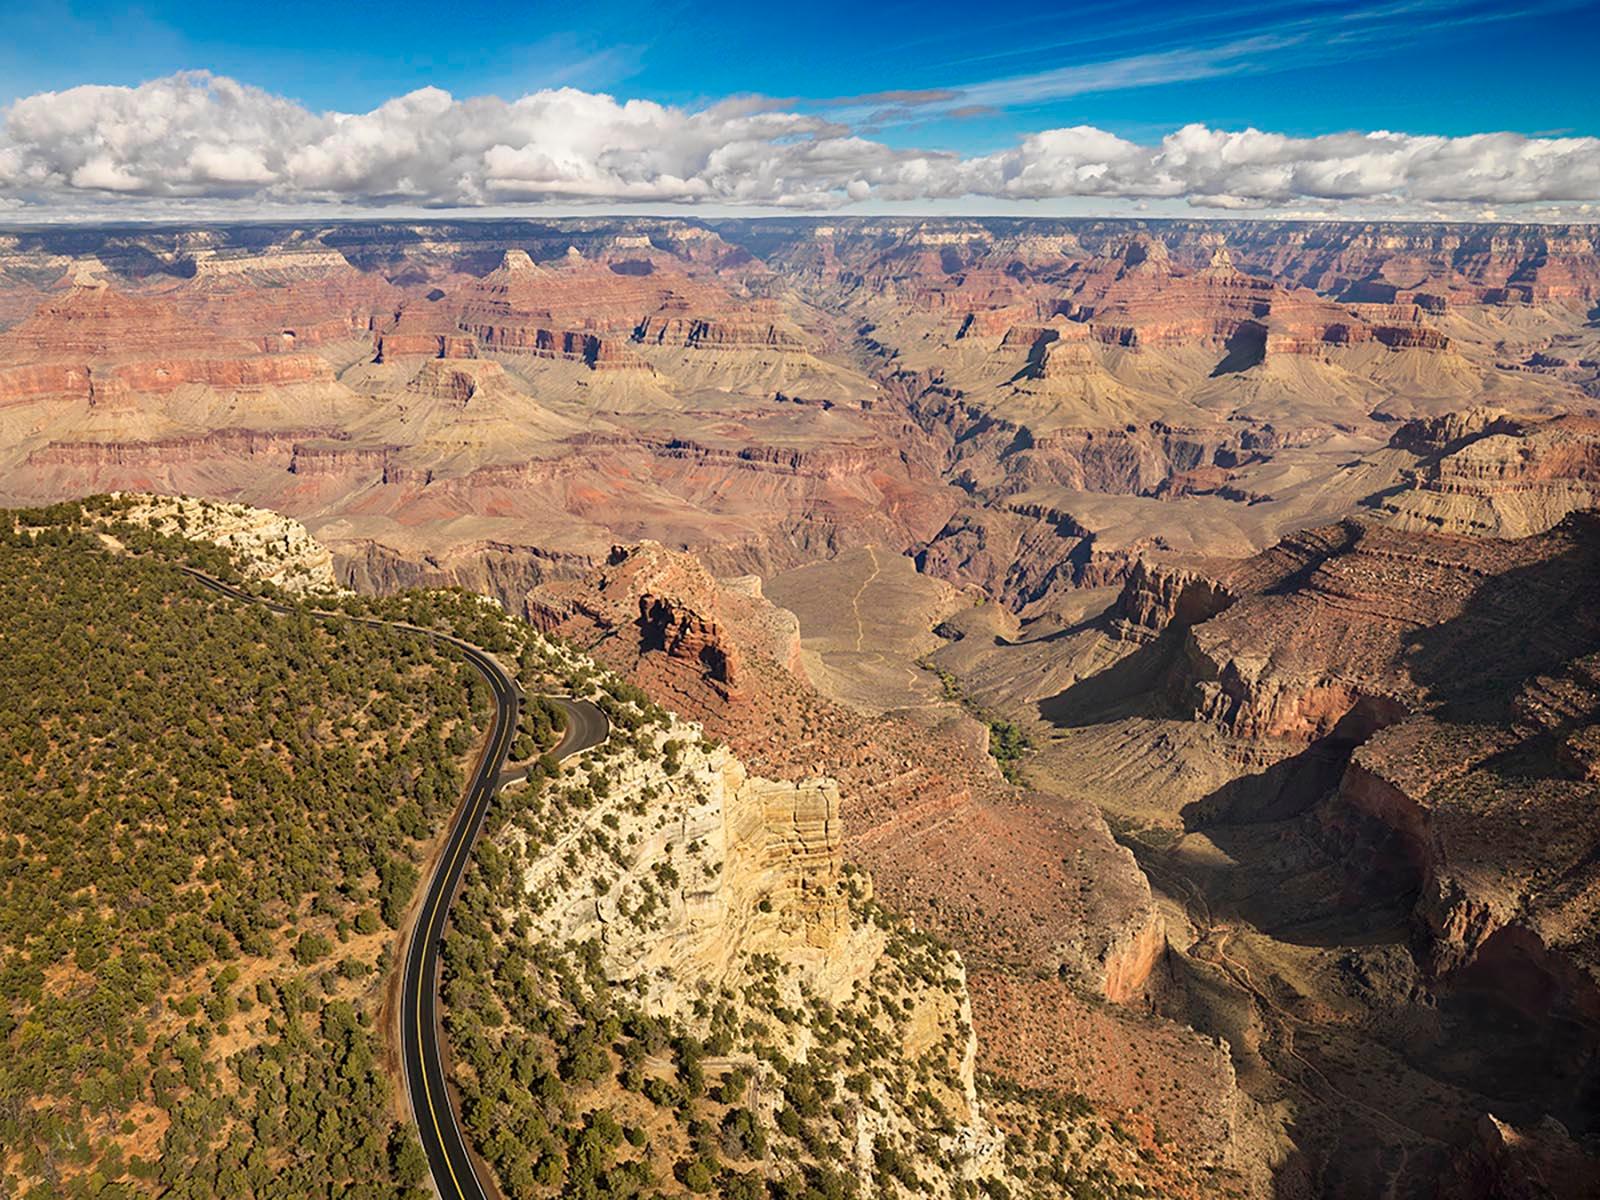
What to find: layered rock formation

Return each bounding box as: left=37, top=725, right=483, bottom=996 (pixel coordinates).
left=1377, top=410, right=1600, bottom=537
left=1, top=217, right=1598, bottom=1197
left=1045, top=236, right=1432, bottom=358
left=1108, top=558, right=1235, bottom=644
left=524, top=541, right=786, bottom=700
left=519, top=539, right=1276, bottom=1194
left=1176, top=515, right=1600, bottom=741
left=3, top=220, right=1587, bottom=1196
left=0, top=231, right=955, bottom=593
left=1, top=217, right=1594, bottom=623
left=985, top=510, right=1600, bottom=1194
left=751, top=217, right=1600, bottom=312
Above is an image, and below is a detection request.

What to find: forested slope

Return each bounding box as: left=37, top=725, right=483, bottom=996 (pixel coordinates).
left=0, top=502, right=487, bottom=1198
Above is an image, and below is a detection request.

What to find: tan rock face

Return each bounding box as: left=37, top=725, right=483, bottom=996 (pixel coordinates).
left=519, top=727, right=853, bottom=1005
left=110, top=492, right=344, bottom=595
left=747, top=777, right=847, bottom=946
left=1110, top=558, right=1236, bottom=642
left=1378, top=413, right=1600, bottom=537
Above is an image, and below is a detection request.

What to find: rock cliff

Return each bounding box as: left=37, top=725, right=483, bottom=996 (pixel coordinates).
left=1378, top=412, right=1600, bottom=537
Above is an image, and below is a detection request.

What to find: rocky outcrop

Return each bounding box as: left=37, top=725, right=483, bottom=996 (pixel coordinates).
left=526, top=542, right=774, bottom=699
left=915, top=505, right=1097, bottom=611
left=518, top=726, right=851, bottom=1003
left=331, top=537, right=593, bottom=609
left=1175, top=519, right=1490, bottom=740
left=373, top=331, right=478, bottom=361
left=1378, top=413, right=1600, bottom=538
left=1385, top=407, right=1524, bottom=455
left=1175, top=511, right=1600, bottom=1054
left=634, top=305, right=808, bottom=351
left=1110, top=559, right=1235, bottom=642
left=638, top=589, right=742, bottom=696
left=288, top=441, right=398, bottom=477
left=499, top=704, right=1016, bottom=1192
left=110, top=492, right=343, bottom=595
left=1438, top=1114, right=1599, bottom=1200
left=400, top=358, right=511, bottom=406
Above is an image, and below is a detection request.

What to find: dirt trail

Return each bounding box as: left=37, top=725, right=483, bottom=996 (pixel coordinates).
left=849, top=545, right=882, bottom=652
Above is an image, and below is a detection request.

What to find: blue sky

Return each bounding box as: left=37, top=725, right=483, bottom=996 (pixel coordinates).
left=3, top=0, right=1595, bottom=147
left=0, top=0, right=1596, bottom=218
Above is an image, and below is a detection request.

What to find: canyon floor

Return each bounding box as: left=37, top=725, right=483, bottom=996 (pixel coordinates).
left=3, top=216, right=1598, bottom=1198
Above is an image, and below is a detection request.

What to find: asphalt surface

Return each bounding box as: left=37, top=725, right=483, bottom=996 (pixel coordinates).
left=180, top=568, right=608, bottom=1200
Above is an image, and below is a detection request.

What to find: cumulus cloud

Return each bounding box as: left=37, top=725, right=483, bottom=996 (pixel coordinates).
left=0, top=71, right=1596, bottom=216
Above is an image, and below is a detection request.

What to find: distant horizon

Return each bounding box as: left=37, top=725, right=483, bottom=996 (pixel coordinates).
left=3, top=211, right=1600, bottom=233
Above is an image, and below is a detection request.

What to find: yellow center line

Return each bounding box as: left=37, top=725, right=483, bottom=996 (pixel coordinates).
left=412, top=659, right=512, bottom=1200
left=184, top=569, right=520, bottom=1200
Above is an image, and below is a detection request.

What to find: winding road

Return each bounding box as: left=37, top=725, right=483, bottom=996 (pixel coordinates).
left=180, top=567, right=608, bottom=1200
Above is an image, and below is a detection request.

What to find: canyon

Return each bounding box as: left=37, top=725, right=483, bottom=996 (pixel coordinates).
left=3, top=216, right=1598, bottom=1198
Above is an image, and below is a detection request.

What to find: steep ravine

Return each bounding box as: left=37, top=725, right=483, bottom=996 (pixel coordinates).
left=937, top=524, right=1600, bottom=1198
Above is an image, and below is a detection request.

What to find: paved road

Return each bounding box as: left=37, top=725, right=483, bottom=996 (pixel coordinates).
left=180, top=568, right=608, bottom=1200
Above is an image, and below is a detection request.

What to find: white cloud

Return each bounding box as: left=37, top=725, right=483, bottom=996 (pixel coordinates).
left=0, top=71, right=1596, bottom=217
left=959, top=123, right=1600, bottom=211
left=953, top=36, right=1290, bottom=109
